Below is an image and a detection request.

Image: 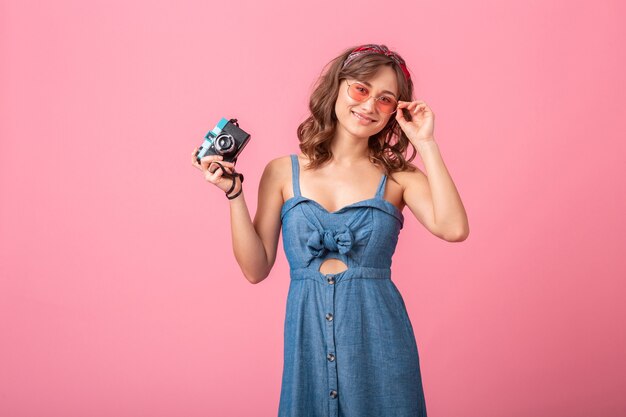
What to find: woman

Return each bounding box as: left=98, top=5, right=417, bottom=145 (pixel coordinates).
left=192, top=44, right=469, bottom=417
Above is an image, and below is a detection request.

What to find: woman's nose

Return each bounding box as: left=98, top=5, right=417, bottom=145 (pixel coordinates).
left=361, top=96, right=376, bottom=112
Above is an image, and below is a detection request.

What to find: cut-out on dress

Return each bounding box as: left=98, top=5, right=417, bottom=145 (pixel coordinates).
left=278, top=154, right=427, bottom=417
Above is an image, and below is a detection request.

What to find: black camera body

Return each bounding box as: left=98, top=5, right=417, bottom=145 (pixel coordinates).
left=195, top=118, right=251, bottom=164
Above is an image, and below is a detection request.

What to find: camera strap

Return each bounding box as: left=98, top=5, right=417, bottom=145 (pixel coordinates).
left=211, top=161, right=244, bottom=200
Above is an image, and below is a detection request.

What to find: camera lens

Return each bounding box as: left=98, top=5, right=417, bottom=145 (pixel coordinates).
left=215, top=134, right=235, bottom=154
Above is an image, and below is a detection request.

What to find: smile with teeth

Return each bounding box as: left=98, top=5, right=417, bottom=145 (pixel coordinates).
left=352, top=111, right=376, bottom=122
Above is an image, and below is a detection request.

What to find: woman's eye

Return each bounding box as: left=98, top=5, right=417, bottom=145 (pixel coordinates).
left=356, top=86, right=368, bottom=94
left=381, top=97, right=393, bottom=104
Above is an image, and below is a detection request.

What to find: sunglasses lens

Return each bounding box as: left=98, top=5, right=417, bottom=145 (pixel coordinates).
left=377, top=98, right=397, bottom=114
left=348, top=83, right=369, bottom=101
left=347, top=82, right=398, bottom=114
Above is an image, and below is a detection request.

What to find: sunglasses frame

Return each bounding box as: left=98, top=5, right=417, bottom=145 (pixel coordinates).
left=345, top=79, right=399, bottom=115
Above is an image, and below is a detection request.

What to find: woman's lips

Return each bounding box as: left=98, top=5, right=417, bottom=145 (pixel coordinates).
left=352, top=111, right=376, bottom=124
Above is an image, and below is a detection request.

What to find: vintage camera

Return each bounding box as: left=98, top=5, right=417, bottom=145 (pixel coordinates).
left=195, top=118, right=251, bottom=164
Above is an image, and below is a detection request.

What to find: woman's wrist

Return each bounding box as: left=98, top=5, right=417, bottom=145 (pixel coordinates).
left=225, top=174, right=244, bottom=200
left=415, top=138, right=438, bottom=153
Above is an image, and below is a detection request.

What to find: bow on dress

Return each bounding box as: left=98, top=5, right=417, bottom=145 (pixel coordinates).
left=305, top=224, right=354, bottom=265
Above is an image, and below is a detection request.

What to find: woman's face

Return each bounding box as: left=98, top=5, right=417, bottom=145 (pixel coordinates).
left=334, top=65, right=399, bottom=139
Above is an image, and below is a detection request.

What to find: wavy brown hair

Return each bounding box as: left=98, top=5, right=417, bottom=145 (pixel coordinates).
left=297, top=45, right=419, bottom=181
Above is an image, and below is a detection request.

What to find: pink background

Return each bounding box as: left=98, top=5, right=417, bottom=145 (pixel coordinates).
left=1, top=1, right=625, bottom=416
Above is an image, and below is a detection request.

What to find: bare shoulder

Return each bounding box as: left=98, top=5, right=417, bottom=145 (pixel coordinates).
left=377, top=164, right=425, bottom=212
left=262, top=154, right=291, bottom=176
left=263, top=154, right=292, bottom=183
left=259, top=155, right=293, bottom=203
left=390, top=165, right=428, bottom=191
left=391, top=164, right=440, bottom=236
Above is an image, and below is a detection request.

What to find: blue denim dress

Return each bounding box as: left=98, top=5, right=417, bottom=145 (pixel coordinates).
left=278, top=154, right=427, bottom=417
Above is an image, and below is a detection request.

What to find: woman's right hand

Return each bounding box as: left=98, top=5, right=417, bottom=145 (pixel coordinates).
left=191, top=147, right=240, bottom=194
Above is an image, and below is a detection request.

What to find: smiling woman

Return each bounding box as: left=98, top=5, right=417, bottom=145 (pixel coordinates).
left=192, top=43, right=469, bottom=417
left=297, top=45, right=417, bottom=174
left=272, top=45, right=430, bottom=417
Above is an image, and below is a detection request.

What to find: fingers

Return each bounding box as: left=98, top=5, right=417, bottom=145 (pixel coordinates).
left=396, top=106, right=407, bottom=123
left=191, top=147, right=201, bottom=169
left=398, top=101, right=423, bottom=111
left=200, top=154, right=222, bottom=170
left=398, top=100, right=426, bottom=105
left=191, top=148, right=238, bottom=192
left=397, top=100, right=431, bottom=115
left=205, top=163, right=234, bottom=184
left=207, top=160, right=235, bottom=175
left=396, top=101, right=418, bottom=123
left=205, top=167, right=224, bottom=183
left=191, top=148, right=198, bottom=168
left=190, top=148, right=236, bottom=172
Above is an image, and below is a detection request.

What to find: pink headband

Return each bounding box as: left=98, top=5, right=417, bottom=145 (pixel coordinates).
left=342, top=44, right=411, bottom=81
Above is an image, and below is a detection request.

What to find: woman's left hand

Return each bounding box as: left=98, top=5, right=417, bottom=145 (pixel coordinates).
left=395, top=100, right=435, bottom=143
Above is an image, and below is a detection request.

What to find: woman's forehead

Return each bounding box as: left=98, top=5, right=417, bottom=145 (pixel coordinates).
left=352, top=79, right=397, bottom=97
left=351, top=67, right=399, bottom=95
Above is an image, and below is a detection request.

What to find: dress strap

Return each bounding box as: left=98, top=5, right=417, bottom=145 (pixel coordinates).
left=374, top=173, right=388, bottom=199
left=290, top=154, right=302, bottom=197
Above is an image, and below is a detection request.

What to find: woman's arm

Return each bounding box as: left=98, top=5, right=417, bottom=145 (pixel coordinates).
left=228, top=157, right=285, bottom=284
left=402, top=139, right=469, bottom=241
left=395, top=100, right=469, bottom=241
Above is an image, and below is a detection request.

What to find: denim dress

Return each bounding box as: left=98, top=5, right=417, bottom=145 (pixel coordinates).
left=278, top=154, right=427, bottom=417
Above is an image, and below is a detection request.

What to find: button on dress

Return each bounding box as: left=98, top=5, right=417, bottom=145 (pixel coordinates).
left=278, top=154, right=428, bottom=417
